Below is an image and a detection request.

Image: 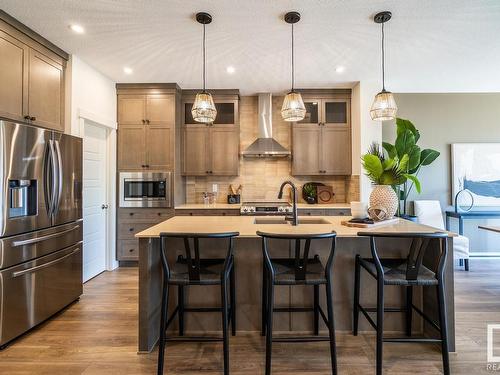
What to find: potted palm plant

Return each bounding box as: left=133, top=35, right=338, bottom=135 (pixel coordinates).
left=362, top=143, right=409, bottom=219
left=382, top=118, right=440, bottom=218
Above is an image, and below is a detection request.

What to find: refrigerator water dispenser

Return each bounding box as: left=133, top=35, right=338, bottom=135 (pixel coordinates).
left=8, top=180, right=37, bottom=218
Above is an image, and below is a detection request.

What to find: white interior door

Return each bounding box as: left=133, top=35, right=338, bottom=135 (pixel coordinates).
left=83, top=121, right=108, bottom=282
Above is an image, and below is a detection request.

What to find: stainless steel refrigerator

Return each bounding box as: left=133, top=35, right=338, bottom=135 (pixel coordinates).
left=0, top=120, right=83, bottom=348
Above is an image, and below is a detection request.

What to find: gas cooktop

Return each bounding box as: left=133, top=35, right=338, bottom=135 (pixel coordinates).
left=240, top=201, right=292, bottom=215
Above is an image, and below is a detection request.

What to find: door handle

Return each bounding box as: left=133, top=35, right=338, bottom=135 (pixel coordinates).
left=54, top=140, right=63, bottom=215
left=101, top=204, right=109, bottom=209
left=12, top=225, right=81, bottom=247
left=11, top=248, right=80, bottom=278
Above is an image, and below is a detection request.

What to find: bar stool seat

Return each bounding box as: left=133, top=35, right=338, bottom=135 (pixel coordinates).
left=170, top=256, right=233, bottom=285
left=271, top=255, right=326, bottom=285
left=358, top=257, right=438, bottom=286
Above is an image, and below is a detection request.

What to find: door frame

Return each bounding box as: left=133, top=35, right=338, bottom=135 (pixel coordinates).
left=77, top=109, right=118, bottom=273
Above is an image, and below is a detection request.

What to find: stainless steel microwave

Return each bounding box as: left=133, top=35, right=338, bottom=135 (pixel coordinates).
left=119, top=172, right=172, bottom=208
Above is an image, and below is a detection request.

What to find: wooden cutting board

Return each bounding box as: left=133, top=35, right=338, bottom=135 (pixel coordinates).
left=341, top=218, right=399, bottom=228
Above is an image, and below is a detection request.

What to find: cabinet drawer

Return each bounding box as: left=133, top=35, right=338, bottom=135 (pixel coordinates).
left=118, top=208, right=174, bottom=222
left=175, top=209, right=240, bottom=216
left=324, top=209, right=351, bottom=216
left=117, top=222, right=157, bottom=240
left=117, top=240, right=139, bottom=261
left=298, top=209, right=325, bottom=216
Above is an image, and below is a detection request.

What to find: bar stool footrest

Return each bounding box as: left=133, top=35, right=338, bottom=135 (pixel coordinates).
left=272, top=336, right=333, bottom=343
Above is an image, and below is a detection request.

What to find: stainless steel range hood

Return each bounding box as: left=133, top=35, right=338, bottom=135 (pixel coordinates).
left=242, top=93, right=291, bottom=158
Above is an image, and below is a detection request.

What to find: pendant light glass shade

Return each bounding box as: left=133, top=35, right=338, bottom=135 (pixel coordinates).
left=281, top=91, right=306, bottom=122
left=192, top=92, right=217, bottom=123
left=370, top=90, right=398, bottom=121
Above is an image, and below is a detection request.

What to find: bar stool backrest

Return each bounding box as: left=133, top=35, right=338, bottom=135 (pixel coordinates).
left=256, top=231, right=337, bottom=281
left=159, top=232, right=239, bottom=282
left=357, top=231, right=449, bottom=281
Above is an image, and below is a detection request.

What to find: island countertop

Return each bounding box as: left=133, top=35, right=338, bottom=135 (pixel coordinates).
left=136, top=215, right=453, bottom=238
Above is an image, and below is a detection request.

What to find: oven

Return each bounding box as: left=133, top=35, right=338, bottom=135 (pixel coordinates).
left=119, top=172, right=172, bottom=208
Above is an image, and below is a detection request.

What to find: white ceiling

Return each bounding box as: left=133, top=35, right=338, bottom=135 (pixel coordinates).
left=3, top=0, right=500, bottom=95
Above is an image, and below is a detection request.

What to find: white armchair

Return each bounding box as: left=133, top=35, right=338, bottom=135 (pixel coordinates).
left=414, top=200, right=470, bottom=271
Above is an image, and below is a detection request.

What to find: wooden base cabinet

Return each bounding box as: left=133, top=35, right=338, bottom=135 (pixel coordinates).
left=117, top=208, right=174, bottom=261
left=292, top=92, right=351, bottom=176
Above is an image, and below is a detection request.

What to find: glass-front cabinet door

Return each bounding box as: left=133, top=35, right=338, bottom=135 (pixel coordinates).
left=295, top=99, right=321, bottom=126
left=184, top=101, right=237, bottom=126
left=322, top=99, right=350, bottom=127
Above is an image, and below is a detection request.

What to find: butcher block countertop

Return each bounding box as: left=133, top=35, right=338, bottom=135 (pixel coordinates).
left=136, top=215, right=454, bottom=238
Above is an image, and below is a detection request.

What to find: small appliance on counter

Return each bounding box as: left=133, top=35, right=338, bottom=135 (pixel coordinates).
left=227, top=184, right=242, bottom=204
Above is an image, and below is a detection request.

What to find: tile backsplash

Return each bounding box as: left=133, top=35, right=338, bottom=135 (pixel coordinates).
left=185, top=96, right=360, bottom=204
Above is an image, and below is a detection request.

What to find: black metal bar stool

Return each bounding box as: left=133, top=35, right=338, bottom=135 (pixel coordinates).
left=157, top=231, right=239, bottom=375
left=353, top=231, right=450, bottom=375
left=258, top=231, right=338, bottom=375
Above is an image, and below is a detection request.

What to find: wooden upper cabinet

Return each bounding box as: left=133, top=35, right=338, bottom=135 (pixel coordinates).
left=181, top=94, right=240, bottom=176
left=28, top=50, right=64, bottom=131
left=146, top=124, right=173, bottom=170
left=118, top=125, right=147, bottom=170
left=292, top=126, right=321, bottom=175
left=321, top=127, right=351, bottom=175
left=118, top=95, right=145, bottom=125
left=292, top=94, right=351, bottom=176
left=182, top=126, right=209, bottom=175
left=146, top=95, right=174, bottom=125
left=210, top=128, right=239, bottom=175
left=0, top=30, right=27, bottom=122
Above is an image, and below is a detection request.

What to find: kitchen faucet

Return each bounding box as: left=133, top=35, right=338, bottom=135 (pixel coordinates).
left=278, top=181, right=298, bottom=226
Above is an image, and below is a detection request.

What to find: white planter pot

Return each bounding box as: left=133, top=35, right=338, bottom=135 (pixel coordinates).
left=369, top=185, right=398, bottom=220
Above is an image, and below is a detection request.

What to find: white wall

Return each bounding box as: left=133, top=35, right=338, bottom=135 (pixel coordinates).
left=67, top=55, right=117, bottom=135
left=66, top=55, right=118, bottom=271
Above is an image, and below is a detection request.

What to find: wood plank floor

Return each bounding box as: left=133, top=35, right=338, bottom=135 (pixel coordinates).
left=1, top=261, right=499, bottom=374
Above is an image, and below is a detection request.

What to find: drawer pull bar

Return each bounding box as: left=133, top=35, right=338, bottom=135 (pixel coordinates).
left=12, top=248, right=80, bottom=278
left=12, top=225, right=81, bottom=247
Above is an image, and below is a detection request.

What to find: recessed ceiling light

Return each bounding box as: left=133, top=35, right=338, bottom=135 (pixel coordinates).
left=335, top=66, right=345, bottom=74
left=123, top=67, right=133, bottom=75
left=69, top=24, right=85, bottom=34
left=226, top=66, right=235, bottom=74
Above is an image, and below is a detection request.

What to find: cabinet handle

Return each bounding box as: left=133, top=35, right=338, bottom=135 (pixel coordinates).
left=146, top=119, right=150, bottom=124
left=31, top=116, right=36, bottom=121
left=209, top=171, right=213, bottom=174
left=145, top=164, right=150, bottom=168
left=129, top=228, right=134, bottom=232
left=158, top=212, right=162, bottom=216
left=129, top=212, right=134, bottom=216
left=24, top=115, right=31, bottom=120
left=129, top=249, right=134, bottom=252
left=142, top=119, right=145, bottom=124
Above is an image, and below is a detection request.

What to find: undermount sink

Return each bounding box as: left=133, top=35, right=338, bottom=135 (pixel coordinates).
left=254, top=217, right=331, bottom=225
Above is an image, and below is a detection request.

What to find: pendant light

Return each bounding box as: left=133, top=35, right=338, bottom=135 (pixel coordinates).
left=370, top=11, right=398, bottom=122
left=281, top=11, right=306, bottom=122
left=192, top=12, right=217, bottom=124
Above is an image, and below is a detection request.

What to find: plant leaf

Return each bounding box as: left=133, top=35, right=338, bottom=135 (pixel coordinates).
left=403, top=173, right=422, bottom=194
left=420, top=149, right=440, bottom=166
left=395, top=129, right=416, bottom=159
left=408, top=145, right=421, bottom=171
left=382, top=158, right=396, bottom=171
left=396, top=118, right=420, bottom=143
left=382, top=142, right=397, bottom=159
left=362, top=154, right=383, bottom=182
left=398, top=154, right=410, bottom=173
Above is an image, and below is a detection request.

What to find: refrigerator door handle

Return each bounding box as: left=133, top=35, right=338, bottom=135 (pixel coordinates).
left=54, top=140, right=63, bottom=215
left=47, top=140, right=58, bottom=215
left=11, top=224, right=81, bottom=247
left=11, top=248, right=80, bottom=278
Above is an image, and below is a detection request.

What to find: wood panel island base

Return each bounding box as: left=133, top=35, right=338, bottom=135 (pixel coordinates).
left=136, top=216, right=455, bottom=353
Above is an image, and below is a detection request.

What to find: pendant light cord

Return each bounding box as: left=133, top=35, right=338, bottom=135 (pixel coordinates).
left=381, top=22, right=385, bottom=91
left=203, top=23, right=206, bottom=92
left=291, top=22, right=295, bottom=92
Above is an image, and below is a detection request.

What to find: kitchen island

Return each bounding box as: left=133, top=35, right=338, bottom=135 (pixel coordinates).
left=136, top=216, right=455, bottom=353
